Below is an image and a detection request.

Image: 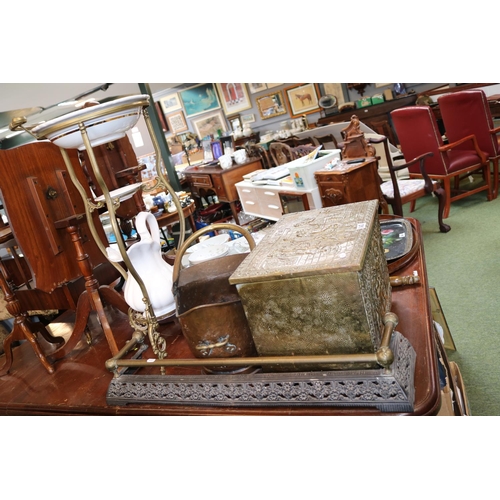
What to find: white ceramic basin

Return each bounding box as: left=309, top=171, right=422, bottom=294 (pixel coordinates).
left=31, top=94, right=149, bottom=150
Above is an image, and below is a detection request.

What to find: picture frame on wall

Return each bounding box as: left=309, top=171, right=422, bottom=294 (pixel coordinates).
left=192, top=110, right=228, bottom=140
left=241, top=113, right=255, bottom=124
left=159, top=92, right=182, bottom=115
left=284, top=83, right=320, bottom=118
left=248, top=83, right=267, bottom=94
left=179, top=83, right=221, bottom=117
left=227, top=113, right=242, bottom=132
left=318, top=83, right=349, bottom=109
left=216, top=83, right=252, bottom=115
left=266, top=83, right=283, bottom=89
left=256, top=90, right=287, bottom=120
left=166, top=110, right=188, bottom=134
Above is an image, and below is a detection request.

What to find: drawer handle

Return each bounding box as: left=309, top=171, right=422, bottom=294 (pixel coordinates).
left=268, top=204, right=280, bottom=209
left=242, top=189, right=252, bottom=193
left=246, top=201, right=256, bottom=205
left=263, top=191, right=276, bottom=196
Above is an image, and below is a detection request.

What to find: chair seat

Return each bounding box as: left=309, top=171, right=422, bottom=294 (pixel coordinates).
left=447, top=149, right=489, bottom=174
left=380, top=179, right=428, bottom=199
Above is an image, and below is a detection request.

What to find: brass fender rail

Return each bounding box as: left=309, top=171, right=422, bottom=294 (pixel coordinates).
left=106, top=313, right=399, bottom=376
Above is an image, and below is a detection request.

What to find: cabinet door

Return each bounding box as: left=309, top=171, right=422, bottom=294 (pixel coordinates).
left=315, top=175, right=347, bottom=208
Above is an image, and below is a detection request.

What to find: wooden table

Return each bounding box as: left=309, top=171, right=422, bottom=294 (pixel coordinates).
left=154, top=201, right=197, bottom=233
left=182, top=158, right=262, bottom=224
left=0, top=217, right=442, bottom=415
left=314, top=157, right=388, bottom=212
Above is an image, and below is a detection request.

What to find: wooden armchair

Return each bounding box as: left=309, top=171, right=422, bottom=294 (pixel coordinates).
left=314, top=134, right=338, bottom=151
left=269, top=142, right=296, bottom=165
left=391, top=106, right=493, bottom=219
left=377, top=136, right=451, bottom=233
left=244, top=143, right=272, bottom=169
left=438, top=89, right=500, bottom=199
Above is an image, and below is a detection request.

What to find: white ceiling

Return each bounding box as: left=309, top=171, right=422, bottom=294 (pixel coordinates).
left=0, top=83, right=180, bottom=146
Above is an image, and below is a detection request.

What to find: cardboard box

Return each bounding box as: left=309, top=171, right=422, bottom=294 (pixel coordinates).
left=230, top=200, right=392, bottom=371
left=371, top=93, right=385, bottom=105
left=356, top=97, right=372, bottom=108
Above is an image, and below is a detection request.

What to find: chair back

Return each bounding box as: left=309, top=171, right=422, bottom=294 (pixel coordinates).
left=391, top=106, right=449, bottom=176
left=314, top=134, right=338, bottom=150
left=269, top=142, right=296, bottom=165
left=438, top=89, right=499, bottom=158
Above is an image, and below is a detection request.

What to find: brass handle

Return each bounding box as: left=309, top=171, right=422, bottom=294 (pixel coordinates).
left=172, top=222, right=256, bottom=284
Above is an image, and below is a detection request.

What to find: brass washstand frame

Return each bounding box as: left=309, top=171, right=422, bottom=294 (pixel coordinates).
left=16, top=94, right=186, bottom=364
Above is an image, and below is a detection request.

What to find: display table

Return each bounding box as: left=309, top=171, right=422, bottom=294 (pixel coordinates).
left=182, top=158, right=263, bottom=224
left=314, top=157, right=388, bottom=212
left=0, top=217, right=447, bottom=415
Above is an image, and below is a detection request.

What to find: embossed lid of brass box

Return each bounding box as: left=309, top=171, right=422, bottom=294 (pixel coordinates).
left=230, top=200, right=380, bottom=285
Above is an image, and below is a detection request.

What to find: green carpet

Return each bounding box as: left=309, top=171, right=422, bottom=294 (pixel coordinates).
left=394, top=186, right=500, bottom=416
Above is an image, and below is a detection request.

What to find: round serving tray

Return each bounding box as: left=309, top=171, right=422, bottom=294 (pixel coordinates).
left=379, top=215, right=419, bottom=274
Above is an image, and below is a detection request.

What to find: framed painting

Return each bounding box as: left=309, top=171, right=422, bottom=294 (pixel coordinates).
left=256, top=90, right=287, bottom=120
left=179, top=83, right=221, bottom=117
left=241, top=113, right=255, bottom=124
left=266, top=83, right=283, bottom=89
left=166, top=110, right=188, bottom=134
left=248, top=83, right=267, bottom=94
left=318, top=83, right=349, bottom=108
left=284, top=83, right=320, bottom=118
left=192, top=110, right=228, bottom=140
left=227, top=113, right=242, bottom=132
left=216, top=83, right=252, bottom=115
left=159, top=92, right=182, bottom=114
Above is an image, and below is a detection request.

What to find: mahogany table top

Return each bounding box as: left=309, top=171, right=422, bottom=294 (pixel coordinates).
left=0, top=218, right=440, bottom=416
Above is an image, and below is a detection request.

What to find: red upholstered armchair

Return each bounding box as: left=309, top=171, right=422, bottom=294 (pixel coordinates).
left=391, top=106, right=493, bottom=219
left=437, top=89, right=500, bottom=200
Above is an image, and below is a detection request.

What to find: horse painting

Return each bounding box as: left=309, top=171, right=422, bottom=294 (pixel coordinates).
left=295, top=93, right=312, bottom=106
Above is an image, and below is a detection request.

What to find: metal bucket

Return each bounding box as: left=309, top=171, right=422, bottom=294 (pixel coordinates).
left=172, top=223, right=257, bottom=374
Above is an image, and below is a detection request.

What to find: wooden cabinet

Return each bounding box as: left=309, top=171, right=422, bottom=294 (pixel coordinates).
left=317, top=94, right=418, bottom=146
left=183, top=158, right=262, bottom=224
left=314, top=157, right=387, bottom=212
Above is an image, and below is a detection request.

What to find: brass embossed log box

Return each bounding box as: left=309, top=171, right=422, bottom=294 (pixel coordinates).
left=229, top=200, right=392, bottom=371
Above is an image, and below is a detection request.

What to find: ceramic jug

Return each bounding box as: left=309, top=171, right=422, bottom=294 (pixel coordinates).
left=123, top=211, right=176, bottom=318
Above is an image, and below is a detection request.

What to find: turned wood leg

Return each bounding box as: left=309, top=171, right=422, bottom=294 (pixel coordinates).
left=434, top=185, right=451, bottom=233
left=0, top=259, right=57, bottom=375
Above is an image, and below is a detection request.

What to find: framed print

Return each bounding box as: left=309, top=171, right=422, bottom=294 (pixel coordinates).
left=241, top=113, right=255, bottom=124
left=227, top=113, right=242, bottom=132
left=155, top=102, right=169, bottom=132
left=166, top=110, right=188, bottom=134
left=159, top=92, right=182, bottom=114
left=256, top=90, right=287, bottom=120
left=318, top=83, right=349, bottom=108
left=216, top=83, right=252, bottom=115
left=266, top=83, right=283, bottom=89
left=192, top=110, right=228, bottom=140
left=284, top=83, right=320, bottom=118
left=179, top=83, right=221, bottom=117
left=248, top=83, right=267, bottom=94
